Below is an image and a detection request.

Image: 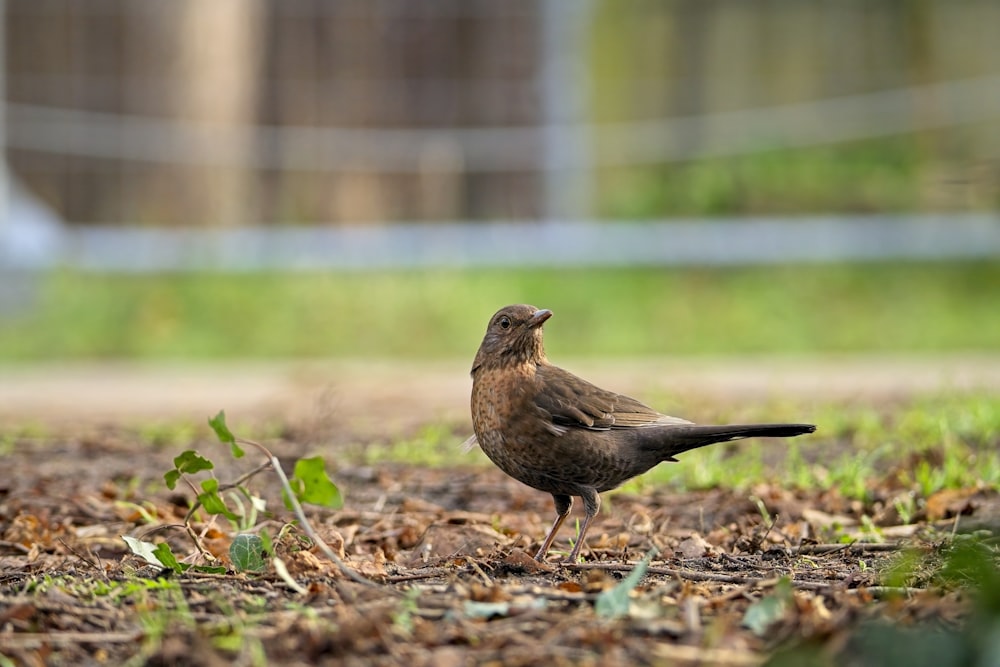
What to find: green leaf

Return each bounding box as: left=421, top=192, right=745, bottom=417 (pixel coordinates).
left=743, top=577, right=794, bottom=636
left=208, top=410, right=244, bottom=458
left=164, top=450, right=214, bottom=490
left=122, top=535, right=163, bottom=566
left=198, top=478, right=239, bottom=521
left=230, top=533, right=267, bottom=573
left=122, top=537, right=189, bottom=574
left=152, top=542, right=189, bottom=573
left=173, top=450, right=214, bottom=475
left=163, top=469, right=182, bottom=490
left=259, top=529, right=273, bottom=557
left=289, top=456, right=343, bottom=509
left=595, top=548, right=658, bottom=619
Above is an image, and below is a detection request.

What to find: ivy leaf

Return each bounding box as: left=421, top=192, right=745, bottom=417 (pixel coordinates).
left=230, top=533, right=267, bottom=573
left=208, top=410, right=244, bottom=458
left=122, top=536, right=163, bottom=566
left=259, top=529, right=273, bottom=557
left=121, top=536, right=189, bottom=573
left=287, top=456, right=343, bottom=509
left=164, top=450, right=214, bottom=490
left=198, top=478, right=239, bottom=521
left=173, top=450, right=214, bottom=474
left=163, top=469, right=182, bottom=491
left=152, top=542, right=189, bottom=573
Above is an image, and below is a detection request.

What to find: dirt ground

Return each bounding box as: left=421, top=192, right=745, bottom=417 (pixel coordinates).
left=2, top=357, right=999, bottom=665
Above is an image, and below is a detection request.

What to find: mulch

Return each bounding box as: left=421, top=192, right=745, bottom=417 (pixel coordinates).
left=1, top=429, right=994, bottom=666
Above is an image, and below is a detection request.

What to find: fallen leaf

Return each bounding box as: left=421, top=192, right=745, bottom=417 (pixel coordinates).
left=802, top=508, right=857, bottom=529
left=503, top=548, right=555, bottom=573
left=676, top=533, right=711, bottom=559
left=742, top=577, right=793, bottom=636
left=926, top=488, right=979, bottom=521
left=406, top=523, right=509, bottom=565
left=595, top=548, right=658, bottom=619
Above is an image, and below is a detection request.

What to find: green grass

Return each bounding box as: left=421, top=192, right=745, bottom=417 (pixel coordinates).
left=1, top=261, right=998, bottom=360
left=597, top=140, right=929, bottom=218
left=632, top=392, right=1000, bottom=500
left=344, top=392, right=1000, bottom=520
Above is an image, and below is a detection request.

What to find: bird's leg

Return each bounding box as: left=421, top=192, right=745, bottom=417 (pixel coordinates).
left=534, top=494, right=572, bottom=561
left=566, top=489, right=601, bottom=563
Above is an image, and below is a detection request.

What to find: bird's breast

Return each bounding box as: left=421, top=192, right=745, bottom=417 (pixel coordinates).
left=470, top=365, right=634, bottom=495
left=471, top=367, right=548, bottom=462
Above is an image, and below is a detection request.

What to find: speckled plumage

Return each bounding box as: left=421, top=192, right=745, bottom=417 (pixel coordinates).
left=470, top=304, right=816, bottom=562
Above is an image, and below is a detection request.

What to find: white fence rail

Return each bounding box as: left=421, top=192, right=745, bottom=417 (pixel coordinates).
left=3, top=214, right=997, bottom=273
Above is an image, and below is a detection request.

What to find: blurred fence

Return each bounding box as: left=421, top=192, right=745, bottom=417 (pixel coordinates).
left=1, top=0, right=999, bottom=272
left=14, top=214, right=998, bottom=272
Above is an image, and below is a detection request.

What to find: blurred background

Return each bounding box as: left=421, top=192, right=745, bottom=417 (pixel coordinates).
left=0, top=0, right=998, bottom=367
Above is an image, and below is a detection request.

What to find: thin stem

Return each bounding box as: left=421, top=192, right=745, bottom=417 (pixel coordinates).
left=235, top=437, right=382, bottom=590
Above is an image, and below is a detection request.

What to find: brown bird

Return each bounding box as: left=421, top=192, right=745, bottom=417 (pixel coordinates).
left=469, top=304, right=816, bottom=563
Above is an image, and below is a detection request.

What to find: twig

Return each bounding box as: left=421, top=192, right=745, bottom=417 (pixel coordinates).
left=796, top=542, right=902, bottom=555
left=847, top=585, right=926, bottom=598
left=386, top=567, right=452, bottom=583
left=178, top=460, right=275, bottom=560
left=235, top=436, right=385, bottom=592
left=720, top=552, right=778, bottom=571
left=649, top=642, right=763, bottom=666
left=176, top=475, right=215, bottom=560
left=57, top=538, right=107, bottom=580
left=1, top=631, right=143, bottom=648
left=705, top=584, right=758, bottom=606
left=466, top=557, right=494, bottom=587
left=0, top=540, right=31, bottom=554
left=567, top=561, right=836, bottom=591
left=223, top=460, right=275, bottom=491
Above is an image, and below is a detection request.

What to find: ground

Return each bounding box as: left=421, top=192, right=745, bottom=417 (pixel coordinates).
left=2, top=358, right=999, bottom=666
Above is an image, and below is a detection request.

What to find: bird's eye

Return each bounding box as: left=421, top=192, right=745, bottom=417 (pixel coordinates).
left=499, top=316, right=512, bottom=330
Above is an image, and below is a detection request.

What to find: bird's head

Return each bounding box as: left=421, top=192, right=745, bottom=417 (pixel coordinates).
left=471, top=304, right=551, bottom=374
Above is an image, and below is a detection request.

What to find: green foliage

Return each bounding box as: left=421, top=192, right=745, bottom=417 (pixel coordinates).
left=126, top=409, right=344, bottom=576
left=230, top=534, right=268, bottom=573
left=121, top=536, right=226, bottom=575
left=393, top=589, right=422, bottom=632
left=636, top=392, right=1000, bottom=502
left=164, top=450, right=213, bottom=490
left=152, top=542, right=186, bottom=573
left=595, top=141, right=924, bottom=218
left=198, top=478, right=239, bottom=521
left=358, top=424, right=464, bottom=467
left=209, top=410, right=244, bottom=458
left=594, top=548, right=658, bottom=619
left=286, top=456, right=343, bottom=509
left=2, top=262, right=998, bottom=360
left=121, top=535, right=165, bottom=567
left=769, top=536, right=1000, bottom=666
left=743, top=577, right=794, bottom=637
left=937, top=533, right=1000, bottom=594
left=356, top=392, right=997, bottom=508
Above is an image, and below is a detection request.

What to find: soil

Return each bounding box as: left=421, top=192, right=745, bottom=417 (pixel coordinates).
left=2, top=358, right=998, bottom=665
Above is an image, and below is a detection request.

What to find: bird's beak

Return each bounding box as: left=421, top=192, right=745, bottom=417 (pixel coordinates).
left=528, top=309, right=552, bottom=328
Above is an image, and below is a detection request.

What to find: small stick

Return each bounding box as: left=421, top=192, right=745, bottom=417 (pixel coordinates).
left=236, top=436, right=383, bottom=591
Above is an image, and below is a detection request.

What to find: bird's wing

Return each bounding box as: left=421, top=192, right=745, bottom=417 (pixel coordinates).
left=533, top=364, right=692, bottom=431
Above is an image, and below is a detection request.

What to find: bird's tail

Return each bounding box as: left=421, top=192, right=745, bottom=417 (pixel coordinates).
left=651, top=423, right=816, bottom=460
